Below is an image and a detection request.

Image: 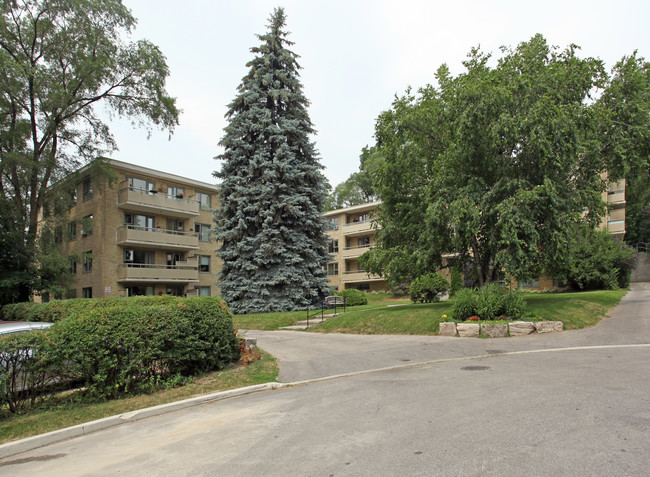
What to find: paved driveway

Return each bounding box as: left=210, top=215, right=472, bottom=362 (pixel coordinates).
left=1, top=283, right=649, bottom=476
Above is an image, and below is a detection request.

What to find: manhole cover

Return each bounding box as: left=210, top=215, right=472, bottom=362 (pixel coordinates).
left=461, top=366, right=490, bottom=371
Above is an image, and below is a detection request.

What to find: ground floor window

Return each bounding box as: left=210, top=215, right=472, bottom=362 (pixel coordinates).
left=82, top=287, right=92, bottom=298
left=196, top=286, right=211, bottom=297
left=126, top=286, right=154, bottom=296
left=165, top=286, right=184, bottom=296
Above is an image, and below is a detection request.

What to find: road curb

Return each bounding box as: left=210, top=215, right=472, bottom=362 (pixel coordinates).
left=0, top=382, right=288, bottom=460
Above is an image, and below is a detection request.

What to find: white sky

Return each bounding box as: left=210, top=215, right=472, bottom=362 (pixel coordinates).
left=106, top=0, right=650, bottom=188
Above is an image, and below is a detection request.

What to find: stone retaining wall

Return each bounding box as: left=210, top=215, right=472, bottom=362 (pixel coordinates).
left=439, top=321, right=563, bottom=337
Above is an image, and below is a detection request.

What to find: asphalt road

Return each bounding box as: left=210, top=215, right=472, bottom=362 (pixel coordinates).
left=1, top=283, right=649, bottom=476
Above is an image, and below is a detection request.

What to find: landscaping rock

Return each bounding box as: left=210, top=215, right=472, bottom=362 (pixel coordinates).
left=480, top=323, right=507, bottom=338
left=457, top=323, right=479, bottom=337
left=438, top=322, right=457, bottom=336
left=534, top=321, right=563, bottom=333
left=508, top=321, right=535, bottom=336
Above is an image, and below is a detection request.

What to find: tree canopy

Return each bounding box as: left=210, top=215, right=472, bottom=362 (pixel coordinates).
left=214, top=8, right=330, bottom=313
left=325, top=146, right=380, bottom=210
left=360, top=35, right=647, bottom=288
left=0, top=0, right=179, bottom=303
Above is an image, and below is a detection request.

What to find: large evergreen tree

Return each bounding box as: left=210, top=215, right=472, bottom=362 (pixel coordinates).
left=214, top=8, right=330, bottom=314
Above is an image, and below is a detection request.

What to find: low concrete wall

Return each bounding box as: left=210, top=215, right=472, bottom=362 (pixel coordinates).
left=439, top=321, right=563, bottom=337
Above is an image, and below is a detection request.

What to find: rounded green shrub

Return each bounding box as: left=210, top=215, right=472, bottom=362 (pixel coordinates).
left=336, top=289, right=368, bottom=306
left=409, top=273, right=450, bottom=303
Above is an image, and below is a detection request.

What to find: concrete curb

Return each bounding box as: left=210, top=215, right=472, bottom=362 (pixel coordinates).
left=0, top=381, right=288, bottom=460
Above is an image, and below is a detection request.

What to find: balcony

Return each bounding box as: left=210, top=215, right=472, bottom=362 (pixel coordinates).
left=117, top=181, right=199, bottom=218
left=607, top=190, right=626, bottom=209
left=117, top=226, right=199, bottom=250
left=117, top=258, right=199, bottom=283
left=341, top=243, right=376, bottom=259
left=341, top=269, right=384, bottom=283
left=342, top=219, right=374, bottom=236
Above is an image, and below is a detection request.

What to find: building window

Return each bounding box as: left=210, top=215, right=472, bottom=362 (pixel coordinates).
left=125, top=213, right=154, bottom=231
left=69, top=256, right=77, bottom=274
left=69, top=187, right=77, bottom=205
left=83, top=251, right=92, bottom=273
left=195, top=223, right=210, bottom=242
left=327, top=262, right=339, bottom=276
left=328, top=239, right=339, bottom=254
left=197, top=191, right=212, bottom=210
left=357, top=237, right=370, bottom=248
left=54, top=226, right=63, bottom=244
left=81, top=214, right=93, bottom=237
left=323, top=217, right=339, bottom=231
left=68, top=221, right=77, bottom=240
left=167, top=185, right=185, bottom=199
left=519, top=278, right=540, bottom=289
left=347, top=213, right=370, bottom=224
left=126, top=286, right=154, bottom=296
left=166, top=252, right=183, bottom=267
left=166, top=218, right=185, bottom=233
left=196, top=286, right=211, bottom=297
left=199, top=255, right=210, bottom=273
left=128, top=177, right=155, bottom=194
left=82, top=287, right=92, bottom=299
left=82, top=177, right=93, bottom=201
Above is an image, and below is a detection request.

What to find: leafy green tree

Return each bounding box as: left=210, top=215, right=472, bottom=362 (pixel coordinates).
left=215, top=8, right=330, bottom=314
left=326, top=146, right=380, bottom=210
left=0, top=0, right=180, bottom=304
left=362, top=35, right=633, bottom=287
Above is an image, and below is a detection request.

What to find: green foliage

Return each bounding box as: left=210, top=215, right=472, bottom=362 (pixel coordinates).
left=214, top=8, right=330, bottom=314
left=326, top=146, right=380, bottom=210
left=0, top=0, right=179, bottom=303
left=365, top=35, right=647, bottom=289
left=0, top=330, right=60, bottom=413
left=555, top=227, right=635, bottom=290
left=449, top=267, right=463, bottom=297
left=409, top=273, right=450, bottom=303
left=451, top=286, right=524, bottom=321
left=336, top=289, right=368, bottom=306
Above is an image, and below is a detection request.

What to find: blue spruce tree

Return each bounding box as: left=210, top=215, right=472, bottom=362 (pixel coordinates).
left=214, top=8, right=331, bottom=313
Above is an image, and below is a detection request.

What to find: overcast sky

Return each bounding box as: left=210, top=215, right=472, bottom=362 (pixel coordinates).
left=106, top=0, right=650, bottom=188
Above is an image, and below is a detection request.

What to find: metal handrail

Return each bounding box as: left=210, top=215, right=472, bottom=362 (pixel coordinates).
left=121, top=261, right=197, bottom=270
left=118, top=181, right=198, bottom=204
left=637, top=242, right=648, bottom=253
left=343, top=219, right=371, bottom=227
left=120, top=225, right=198, bottom=237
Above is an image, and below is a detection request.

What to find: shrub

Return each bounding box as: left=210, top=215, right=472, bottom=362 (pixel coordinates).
left=0, top=302, right=46, bottom=322
left=449, top=267, right=463, bottom=297
left=451, top=285, right=524, bottom=321
left=336, top=289, right=368, bottom=306
left=409, top=273, right=450, bottom=303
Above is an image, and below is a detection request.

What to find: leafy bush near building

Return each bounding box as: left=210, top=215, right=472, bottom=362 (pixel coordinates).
left=336, top=289, right=368, bottom=306
left=449, top=267, right=463, bottom=297
left=451, top=285, right=524, bottom=321
left=1, top=297, right=240, bottom=407
left=409, top=273, right=450, bottom=303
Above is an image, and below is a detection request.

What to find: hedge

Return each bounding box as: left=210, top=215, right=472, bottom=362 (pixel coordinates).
left=336, top=289, right=368, bottom=306
left=1, top=296, right=240, bottom=406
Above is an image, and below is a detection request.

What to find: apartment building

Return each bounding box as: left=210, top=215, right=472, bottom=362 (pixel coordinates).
left=322, top=201, right=388, bottom=292
left=602, top=178, right=626, bottom=241
left=49, top=159, right=220, bottom=299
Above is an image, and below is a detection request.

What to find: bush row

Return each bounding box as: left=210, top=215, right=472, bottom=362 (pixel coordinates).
left=336, top=289, right=368, bottom=306
left=1, top=297, right=240, bottom=410
left=451, top=284, right=525, bottom=321
left=409, top=273, right=450, bottom=303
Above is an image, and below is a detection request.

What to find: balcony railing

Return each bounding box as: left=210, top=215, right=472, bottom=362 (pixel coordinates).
left=342, top=219, right=373, bottom=236
left=341, top=243, right=375, bottom=259
left=117, top=181, right=199, bottom=218
left=341, top=269, right=384, bottom=283
left=117, top=226, right=199, bottom=250
left=117, top=259, right=199, bottom=283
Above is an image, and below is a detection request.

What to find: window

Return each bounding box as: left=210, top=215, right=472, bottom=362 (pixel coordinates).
left=328, top=239, right=339, bottom=254
left=82, top=177, right=93, bottom=201
left=54, top=226, right=63, bottom=244
left=82, top=287, right=92, bottom=299
left=126, top=286, right=154, bottom=296
left=327, top=262, right=339, bottom=276
left=347, top=213, right=370, bottom=224
left=68, top=221, right=77, bottom=240
left=166, top=252, right=183, bottom=267
left=195, top=223, right=211, bottom=242
left=197, top=191, right=212, bottom=210
left=81, top=214, right=93, bottom=237
left=125, top=213, right=154, bottom=231
left=167, top=185, right=185, bottom=199
left=128, top=250, right=155, bottom=265
left=199, top=255, right=210, bottom=273
left=128, top=177, right=155, bottom=194
left=83, top=251, right=93, bottom=273
left=196, top=286, right=211, bottom=297
left=166, top=218, right=185, bottom=233
left=324, top=217, right=339, bottom=231
left=69, top=188, right=77, bottom=205
left=519, top=278, right=540, bottom=289
left=358, top=237, right=370, bottom=248
left=69, top=256, right=77, bottom=274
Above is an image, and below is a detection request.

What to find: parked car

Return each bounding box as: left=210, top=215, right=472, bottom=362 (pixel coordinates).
left=0, top=321, right=53, bottom=336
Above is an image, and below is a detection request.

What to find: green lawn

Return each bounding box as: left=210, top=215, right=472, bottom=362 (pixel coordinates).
left=0, top=350, right=278, bottom=445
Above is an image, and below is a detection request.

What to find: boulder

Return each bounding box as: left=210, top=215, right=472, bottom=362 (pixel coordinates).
left=534, top=321, right=563, bottom=333
left=508, top=321, right=535, bottom=336
left=480, top=323, right=508, bottom=338
left=457, top=323, right=480, bottom=337
left=438, top=322, right=457, bottom=336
